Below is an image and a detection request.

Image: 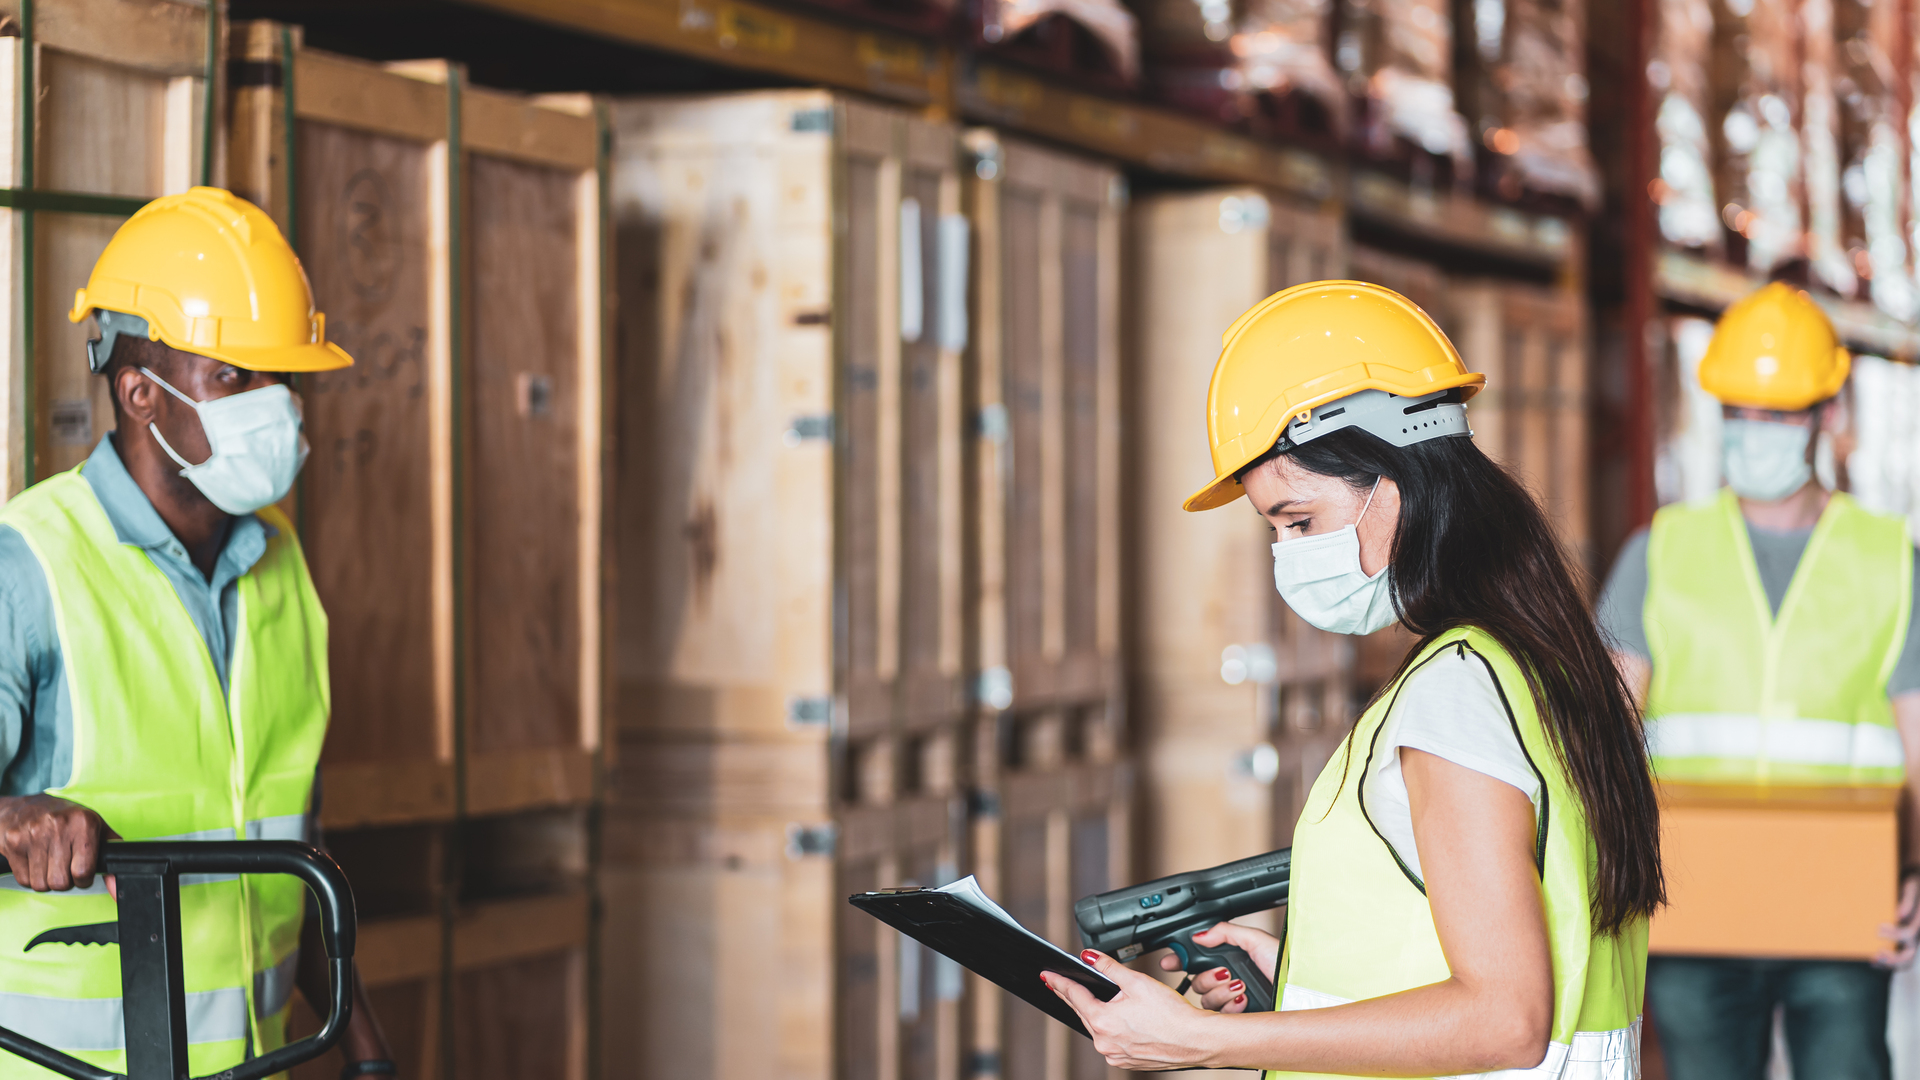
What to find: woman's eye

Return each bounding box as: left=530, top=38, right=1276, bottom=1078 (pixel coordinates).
left=1284, top=519, right=1312, bottom=534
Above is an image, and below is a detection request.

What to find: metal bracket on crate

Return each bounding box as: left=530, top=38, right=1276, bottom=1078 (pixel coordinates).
left=787, top=695, right=833, bottom=728
left=785, top=823, right=837, bottom=859
left=790, top=107, right=834, bottom=133
left=973, top=666, right=1013, bottom=710
left=784, top=414, right=834, bottom=446
left=972, top=403, right=1009, bottom=444
left=965, top=789, right=1001, bottom=821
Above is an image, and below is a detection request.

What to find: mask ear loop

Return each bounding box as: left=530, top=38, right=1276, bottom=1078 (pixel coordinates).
left=139, top=366, right=212, bottom=470
left=1354, top=476, right=1383, bottom=527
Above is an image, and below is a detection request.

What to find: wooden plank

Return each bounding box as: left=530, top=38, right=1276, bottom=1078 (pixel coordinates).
left=600, top=814, right=833, bottom=1080
left=451, top=944, right=589, bottom=1080
left=955, top=61, right=1338, bottom=197
left=464, top=746, right=595, bottom=815
left=968, top=130, right=1122, bottom=714
left=452, top=891, right=590, bottom=969
left=465, top=151, right=593, bottom=778
left=19, top=3, right=213, bottom=485
left=230, top=24, right=459, bottom=827
left=465, top=0, right=945, bottom=104
left=464, top=83, right=598, bottom=170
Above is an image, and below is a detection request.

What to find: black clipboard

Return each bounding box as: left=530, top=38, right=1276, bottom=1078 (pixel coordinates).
left=849, top=887, right=1120, bottom=1037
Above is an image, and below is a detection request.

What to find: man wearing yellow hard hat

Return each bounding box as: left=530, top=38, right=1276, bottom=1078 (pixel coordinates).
left=1598, top=283, right=1920, bottom=1079
left=0, top=189, right=395, bottom=1077
left=1045, top=282, right=1657, bottom=1077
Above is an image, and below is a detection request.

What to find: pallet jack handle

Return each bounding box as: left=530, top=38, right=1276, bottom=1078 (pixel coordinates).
left=0, top=840, right=357, bottom=1080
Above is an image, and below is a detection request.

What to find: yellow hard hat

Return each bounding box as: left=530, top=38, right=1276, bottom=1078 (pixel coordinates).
left=1698, top=283, right=1848, bottom=410
left=68, top=186, right=352, bottom=373
left=1184, top=280, right=1485, bottom=512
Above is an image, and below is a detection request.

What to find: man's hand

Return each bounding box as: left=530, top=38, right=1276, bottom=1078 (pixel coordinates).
left=0, top=794, right=117, bottom=892
left=1877, top=872, right=1920, bottom=969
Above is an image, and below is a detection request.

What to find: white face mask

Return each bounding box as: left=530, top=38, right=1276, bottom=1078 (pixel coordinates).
left=1271, top=478, right=1399, bottom=636
left=1722, top=417, right=1813, bottom=502
left=141, top=366, right=309, bottom=515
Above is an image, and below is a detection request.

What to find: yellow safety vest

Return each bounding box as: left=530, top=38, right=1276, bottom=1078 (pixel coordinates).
left=1644, top=490, right=1911, bottom=786
left=0, top=468, right=329, bottom=1078
left=1271, top=628, right=1646, bottom=1080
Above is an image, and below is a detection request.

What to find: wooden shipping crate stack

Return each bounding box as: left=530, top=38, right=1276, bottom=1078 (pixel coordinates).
left=228, top=25, right=606, bottom=1080
left=1449, top=281, right=1593, bottom=573
left=962, top=129, right=1130, bottom=1080
left=603, top=91, right=971, bottom=1080
left=0, top=0, right=223, bottom=496
left=1126, top=189, right=1353, bottom=900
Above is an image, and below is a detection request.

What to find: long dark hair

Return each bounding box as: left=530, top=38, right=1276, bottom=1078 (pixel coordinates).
left=1247, top=427, right=1663, bottom=936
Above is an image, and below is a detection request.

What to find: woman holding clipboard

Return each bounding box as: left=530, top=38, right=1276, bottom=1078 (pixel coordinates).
left=1043, top=282, right=1661, bottom=1078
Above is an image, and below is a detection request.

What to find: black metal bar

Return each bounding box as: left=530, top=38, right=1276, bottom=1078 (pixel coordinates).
left=0, top=841, right=357, bottom=1080
left=0, top=189, right=149, bottom=217
left=113, top=859, right=189, bottom=1080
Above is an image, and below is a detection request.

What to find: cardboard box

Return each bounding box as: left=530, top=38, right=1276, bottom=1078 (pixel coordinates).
left=1649, top=782, right=1899, bottom=960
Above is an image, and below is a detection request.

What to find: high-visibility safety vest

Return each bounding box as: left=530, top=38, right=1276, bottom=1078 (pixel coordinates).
left=1644, top=490, right=1912, bottom=786
left=0, top=468, right=329, bottom=1078
left=1271, top=628, right=1646, bottom=1080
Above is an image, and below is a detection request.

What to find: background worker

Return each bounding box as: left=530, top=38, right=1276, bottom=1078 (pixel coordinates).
left=1042, top=281, right=1661, bottom=1076
left=1599, top=283, right=1920, bottom=1080
left=0, top=188, right=395, bottom=1078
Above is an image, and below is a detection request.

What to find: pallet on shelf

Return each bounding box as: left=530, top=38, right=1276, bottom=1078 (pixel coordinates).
left=0, top=0, right=222, bottom=497
left=962, top=127, right=1129, bottom=1080
left=228, top=24, right=607, bottom=829
left=1126, top=187, right=1352, bottom=896
left=603, top=89, right=968, bottom=1080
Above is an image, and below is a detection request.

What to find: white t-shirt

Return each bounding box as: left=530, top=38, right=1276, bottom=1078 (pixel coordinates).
left=1362, top=647, right=1542, bottom=880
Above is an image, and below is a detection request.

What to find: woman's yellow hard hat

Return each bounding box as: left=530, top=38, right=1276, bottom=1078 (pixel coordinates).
left=68, top=186, right=352, bottom=373
left=1184, top=280, right=1485, bottom=512
left=1698, top=283, right=1848, bottom=411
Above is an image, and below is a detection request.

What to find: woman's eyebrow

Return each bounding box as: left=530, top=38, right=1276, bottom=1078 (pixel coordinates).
left=1264, top=498, right=1304, bottom=516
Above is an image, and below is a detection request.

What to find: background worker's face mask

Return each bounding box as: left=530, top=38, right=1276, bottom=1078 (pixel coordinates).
left=1722, top=417, right=1814, bottom=502
left=141, top=367, right=308, bottom=515
left=1271, top=478, right=1399, bottom=636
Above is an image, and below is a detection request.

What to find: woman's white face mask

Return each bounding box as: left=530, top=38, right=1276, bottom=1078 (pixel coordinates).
left=141, top=366, right=309, bottom=515
left=1721, top=417, right=1813, bottom=502
left=1271, top=477, right=1399, bottom=636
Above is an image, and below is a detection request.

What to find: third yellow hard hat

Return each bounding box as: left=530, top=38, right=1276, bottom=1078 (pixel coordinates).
left=1184, top=280, right=1485, bottom=512
left=68, top=186, right=352, bottom=373
left=1698, top=283, right=1848, bottom=411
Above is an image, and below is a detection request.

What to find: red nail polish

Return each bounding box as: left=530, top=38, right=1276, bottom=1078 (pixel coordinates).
left=1081, top=950, right=1100, bottom=964
left=1229, top=980, right=1244, bottom=992
left=1235, top=994, right=1246, bottom=1005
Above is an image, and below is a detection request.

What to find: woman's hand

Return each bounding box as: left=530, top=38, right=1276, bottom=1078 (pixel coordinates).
left=1155, top=922, right=1280, bottom=1013
left=1042, top=950, right=1224, bottom=1070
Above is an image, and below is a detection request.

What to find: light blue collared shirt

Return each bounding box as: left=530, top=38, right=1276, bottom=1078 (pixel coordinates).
left=0, top=434, right=273, bottom=795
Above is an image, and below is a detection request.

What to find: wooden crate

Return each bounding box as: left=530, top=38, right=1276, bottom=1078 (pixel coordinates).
left=0, top=0, right=222, bottom=497
left=962, top=129, right=1130, bottom=1080
left=1126, top=188, right=1353, bottom=901
left=228, top=24, right=607, bottom=828
left=1449, top=280, right=1593, bottom=571
left=604, top=90, right=968, bottom=1080
left=449, top=892, right=593, bottom=1080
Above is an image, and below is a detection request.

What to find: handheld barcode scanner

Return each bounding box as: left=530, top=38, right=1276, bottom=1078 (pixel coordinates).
left=1073, top=848, right=1290, bottom=1014
left=0, top=841, right=356, bottom=1080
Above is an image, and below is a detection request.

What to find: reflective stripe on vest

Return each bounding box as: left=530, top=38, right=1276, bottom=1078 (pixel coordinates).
left=0, top=986, right=249, bottom=1053
left=1269, top=629, right=1648, bottom=1080
left=1644, top=491, right=1911, bottom=786
left=0, top=470, right=329, bottom=1071
left=1278, top=984, right=1642, bottom=1080
left=1645, top=714, right=1905, bottom=771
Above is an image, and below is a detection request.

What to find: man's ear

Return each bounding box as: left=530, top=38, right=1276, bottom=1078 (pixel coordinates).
left=112, top=364, right=159, bottom=428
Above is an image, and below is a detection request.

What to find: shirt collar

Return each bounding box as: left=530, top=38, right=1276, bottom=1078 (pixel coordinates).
left=80, top=434, right=276, bottom=573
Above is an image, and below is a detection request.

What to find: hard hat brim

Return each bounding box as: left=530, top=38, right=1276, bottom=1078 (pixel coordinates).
left=1181, top=371, right=1485, bottom=512
left=205, top=339, right=356, bottom=374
